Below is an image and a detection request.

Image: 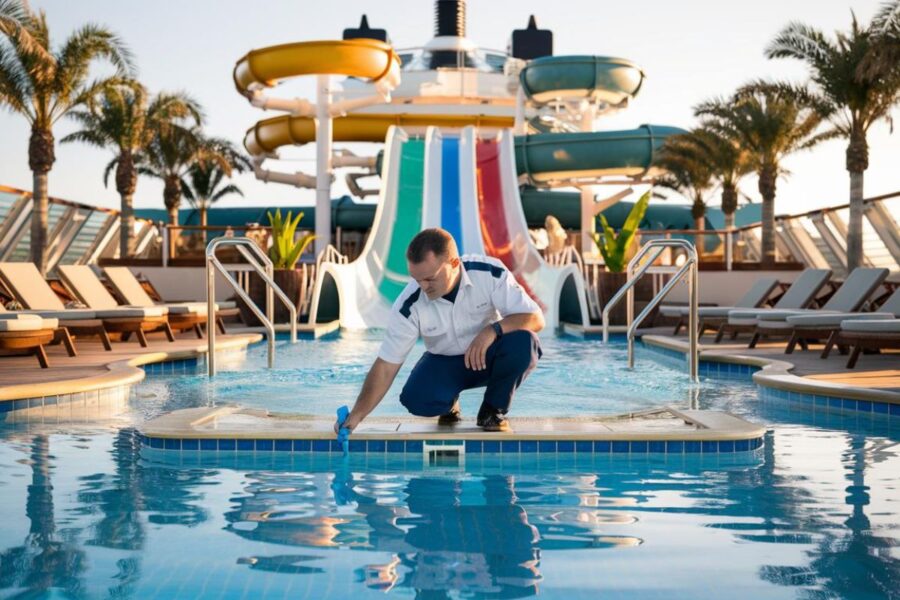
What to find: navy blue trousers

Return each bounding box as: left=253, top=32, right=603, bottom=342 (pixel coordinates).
left=399, top=330, right=542, bottom=417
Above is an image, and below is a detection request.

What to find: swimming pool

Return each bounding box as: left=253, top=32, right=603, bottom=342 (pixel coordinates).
left=0, top=336, right=897, bottom=599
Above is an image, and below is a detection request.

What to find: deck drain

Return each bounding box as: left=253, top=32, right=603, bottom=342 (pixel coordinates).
left=423, top=440, right=465, bottom=468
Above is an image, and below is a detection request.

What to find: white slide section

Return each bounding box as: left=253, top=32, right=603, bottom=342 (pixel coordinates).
left=309, top=126, right=410, bottom=329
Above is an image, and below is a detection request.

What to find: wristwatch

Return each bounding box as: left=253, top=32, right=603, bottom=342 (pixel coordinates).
left=491, top=322, right=503, bottom=339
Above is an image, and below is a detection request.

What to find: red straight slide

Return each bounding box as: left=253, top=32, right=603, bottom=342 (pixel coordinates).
left=475, top=140, right=543, bottom=306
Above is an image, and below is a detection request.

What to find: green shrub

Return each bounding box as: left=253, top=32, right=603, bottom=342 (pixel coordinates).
left=593, top=191, right=650, bottom=272
left=266, top=209, right=315, bottom=269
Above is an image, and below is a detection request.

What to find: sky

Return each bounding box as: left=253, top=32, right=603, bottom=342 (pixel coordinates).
left=0, top=0, right=897, bottom=217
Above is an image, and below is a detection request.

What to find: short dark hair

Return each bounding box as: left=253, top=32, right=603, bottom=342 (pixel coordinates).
left=406, top=228, right=458, bottom=263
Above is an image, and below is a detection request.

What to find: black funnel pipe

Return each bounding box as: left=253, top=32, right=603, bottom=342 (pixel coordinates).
left=435, top=0, right=466, bottom=37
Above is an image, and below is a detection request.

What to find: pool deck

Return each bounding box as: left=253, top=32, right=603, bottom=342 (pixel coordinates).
left=0, top=331, right=262, bottom=402
left=139, top=404, right=766, bottom=453
left=638, top=326, right=900, bottom=404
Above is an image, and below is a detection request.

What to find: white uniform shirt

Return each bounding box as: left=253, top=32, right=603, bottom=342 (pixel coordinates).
left=377, top=254, right=541, bottom=364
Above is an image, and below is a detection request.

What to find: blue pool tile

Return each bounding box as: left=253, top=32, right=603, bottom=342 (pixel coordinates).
left=482, top=440, right=500, bottom=453
left=521, top=440, right=538, bottom=453
left=14, top=399, right=27, bottom=411
left=752, top=437, right=763, bottom=449
left=368, top=440, right=386, bottom=453
left=856, top=400, right=872, bottom=413
left=164, top=438, right=181, bottom=451
left=594, top=441, right=611, bottom=453
left=274, top=440, right=292, bottom=452
left=465, top=440, right=482, bottom=453
left=873, top=402, right=889, bottom=415
left=702, top=441, right=717, bottom=453
left=330, top=440, right=344, bottom=452
left=256, top=439, right=273, bottom=452
left=311, top=440, right=330, bottom=452
left=200, top=439, right=217, bottom=451
left=828, top=397, right=843, bottom=409
left=293, top=440, right=311, bottom=452
left=630, top=441, right=648, bottom=453
left=218, top=439, right=236, bottom=451
left=719, top=440, right=735, bottom=453
left=815, top=395, right=828, bottom=407
left=684, top=441, right=701, bottom=453
left=406, top=440, right=423, bottom=453
left=842, top=399, right=857, bottom=411
left=611, top=441, right=629, bottom=453
left=891, top=404, right=900, bottom=416
left=0, top=402, right=11, bottom=413
left=648, top=441, right=665, bottom=453
left=387, top=440, right=405, bottom=453
left=501, top=440, right=520, bottom=453
left=182, top=439, right=199, bottom=451
left=150, top=437, right=163, bottom=449
left=735, top=439, right=750, bottom=452
left=666, top=441, right=683, bottom=454
left=557, top=441, right=575, bottom=453
left=538, top=441, right=556, bottom=453
left=348, top=440, right=366, bottom=452
left=237, top=439, right=254, bottom=452
left=575, top=441, right=592, bottom=453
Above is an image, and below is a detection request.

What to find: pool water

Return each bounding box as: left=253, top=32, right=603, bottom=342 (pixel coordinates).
left=0, top=336, right=898, bottom=599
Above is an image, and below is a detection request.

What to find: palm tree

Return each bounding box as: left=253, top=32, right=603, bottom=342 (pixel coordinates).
left=697, top=86, right=832, bottom=266
left=139, top=129, right=245, bottom=256
left=0, top=0, right=45, bottom=58
left=0, top=3, right=133, bottom=273
left=657, top=126, right=753, bottom=230
left=182, top=155, right=250, bottom=243
left=766, top=10, right=900, bottom=269
left=654, top=130, right=714, bottom=232
left=62, top=82, right=202, bottom=257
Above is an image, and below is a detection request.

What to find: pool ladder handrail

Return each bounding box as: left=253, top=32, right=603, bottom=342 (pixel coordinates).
left=206, top=237, right=297, bottom=376
left=601, top=239, right=699, bottom=382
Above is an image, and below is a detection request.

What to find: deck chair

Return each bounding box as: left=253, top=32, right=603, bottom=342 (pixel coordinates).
left=57, top=265, right=174, bottom=347
left=0, top=312, right=63, bottom=368
left=808, top=287, right=900, bottom=364
left=660, top=277, right=779, bottom=338
left=752, top=267, right=889, bottom=351
left=103, top=266, right=230, bottom=336
left=0, top=303, right=78, bottom=360
left=0, top=262, right=113, bottom=350
left=836, top=318, right=900, bottom=368
left=720, top=269, right=832, bottom=344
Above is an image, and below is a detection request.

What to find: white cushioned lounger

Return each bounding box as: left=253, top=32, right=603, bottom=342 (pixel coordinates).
left=727, top=269, right=832, bottom=325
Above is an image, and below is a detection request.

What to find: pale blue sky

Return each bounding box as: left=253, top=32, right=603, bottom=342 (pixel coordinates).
left=0, top=0, right=896, bottom=216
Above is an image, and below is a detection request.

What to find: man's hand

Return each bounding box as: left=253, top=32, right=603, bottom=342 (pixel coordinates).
left=333, top=412, right=361, bottom=435
left=464, top=325, right=498, bottom=370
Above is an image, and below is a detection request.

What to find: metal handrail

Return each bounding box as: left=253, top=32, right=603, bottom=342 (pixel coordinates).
left=602, top=239, right=699, bottom=382
left=206, top=237, right=297, bottom=376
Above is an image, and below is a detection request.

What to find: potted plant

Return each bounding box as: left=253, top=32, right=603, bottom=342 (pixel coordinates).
left=593, top=191, right=655, bottom=325
left=239, top=209, right=315, bottom=325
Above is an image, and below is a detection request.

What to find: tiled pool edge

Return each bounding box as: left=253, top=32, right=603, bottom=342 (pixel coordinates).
left=641, top=335, right=900, bottom=418
left=138, top=434, right=763, bottom=455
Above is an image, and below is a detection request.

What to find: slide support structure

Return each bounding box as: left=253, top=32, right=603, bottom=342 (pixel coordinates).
left=580, top=102, right=599, bottom=259
left=316, top=75, right=334, bottom=255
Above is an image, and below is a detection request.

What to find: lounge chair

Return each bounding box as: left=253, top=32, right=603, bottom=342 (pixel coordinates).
left=57, top=265, right=174, bottom=347
left=0, top=262, right=113, bottom=350
left=719, top=269, right=833, bottom=343
left=836, top=318, right=900, bottom=368
left=0, top=303, right=78, bottom=359
left=751, top=267, right=889, bottom=350
left=0, top=313, right=62, bottom=368
left=660, top=277, right=779, bottom=338
left=103, top=266, right=233, bottom=336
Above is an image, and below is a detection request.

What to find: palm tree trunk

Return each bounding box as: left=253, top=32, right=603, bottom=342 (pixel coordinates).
left=28, top=127, right=55, bottom=275
left=120, top=193, right=134, bottom=258
left=845, top=131, right=868, bottom=271
left=200, top=205, right=208, bottom=247
left=30, top=172, right=49, bottom=274
left=724, top=212, right=736, bottom=230
left=758, top=164, right=778, bottom=267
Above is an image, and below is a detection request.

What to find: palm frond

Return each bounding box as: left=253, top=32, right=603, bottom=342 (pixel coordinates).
left=872, top=0, right=900, bottom=35
left=765, top=21, right=832, bottom=65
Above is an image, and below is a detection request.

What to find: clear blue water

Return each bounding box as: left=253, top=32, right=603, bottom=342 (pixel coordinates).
left=1, top=335, right=898, bottom=599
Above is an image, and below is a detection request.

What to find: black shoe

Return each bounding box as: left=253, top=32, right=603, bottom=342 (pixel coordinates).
left=437, top=399, right=462, bottom=426
left=479, top=412, right=510, bottom=432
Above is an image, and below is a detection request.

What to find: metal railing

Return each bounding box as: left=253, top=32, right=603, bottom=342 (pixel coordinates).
left=206, top=237, right=297, bottom=376
left=602, top=239, right=699, bottom=382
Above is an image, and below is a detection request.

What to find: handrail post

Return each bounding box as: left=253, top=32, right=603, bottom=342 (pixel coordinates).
left=688, top=256, right=699, bottom=381
left=206, top=254, right=216, bottom=376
